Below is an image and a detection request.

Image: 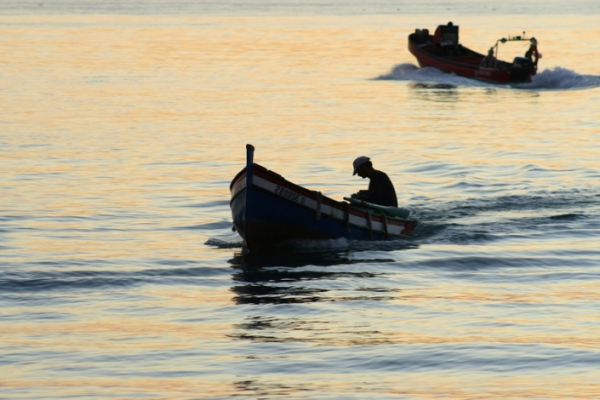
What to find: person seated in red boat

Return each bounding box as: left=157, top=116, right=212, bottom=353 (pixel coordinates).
left=525, top=37, right=541, bottom=71
left=481, top=47, right=496, bottom=68
left=351, top=156, right=398, bottom=207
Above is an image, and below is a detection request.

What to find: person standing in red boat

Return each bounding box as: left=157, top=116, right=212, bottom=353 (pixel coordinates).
left=525, top=38, right=541, bottom=72
left=351, top=156, right=398, bottom=207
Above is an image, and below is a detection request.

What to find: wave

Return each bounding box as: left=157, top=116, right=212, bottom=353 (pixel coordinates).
left=412, top=188, right=600, bottom=245
left=522, top=67, right=600, bottom=90
left=205, top=235, right=244, bottom=249
left=0, top=263, right=230, bottom=294
left=207, top=235, right=418, bottom=256
left=377, top=63, right=600, bottom=90
left=376, top=63, right=420, bottom=80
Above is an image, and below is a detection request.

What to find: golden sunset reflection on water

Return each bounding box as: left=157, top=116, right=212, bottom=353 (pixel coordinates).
left=2, top=8, right=600, bottom=400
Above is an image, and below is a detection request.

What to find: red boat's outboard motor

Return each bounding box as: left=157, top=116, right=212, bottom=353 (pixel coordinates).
left=510, top=56, right=534, bottom=82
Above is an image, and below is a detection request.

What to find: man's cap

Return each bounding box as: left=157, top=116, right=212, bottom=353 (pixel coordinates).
left=353, top=156, right=370, bottom=175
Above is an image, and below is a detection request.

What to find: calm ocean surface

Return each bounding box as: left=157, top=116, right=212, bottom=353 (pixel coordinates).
left=2, top=1, right=600, bottom=399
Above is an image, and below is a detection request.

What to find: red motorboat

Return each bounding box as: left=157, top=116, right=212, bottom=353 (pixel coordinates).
left=408, top=22, right=540, bottom=84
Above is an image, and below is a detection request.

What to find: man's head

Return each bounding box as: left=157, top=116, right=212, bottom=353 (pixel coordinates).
left=353, top=156, right=372, bottom=178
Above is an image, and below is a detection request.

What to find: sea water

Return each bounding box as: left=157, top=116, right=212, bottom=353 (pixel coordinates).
left=2, top=1, right=600, bottom=399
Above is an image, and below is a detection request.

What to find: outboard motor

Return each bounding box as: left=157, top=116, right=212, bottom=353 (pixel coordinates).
left=511, top=56, right=534, bottom=82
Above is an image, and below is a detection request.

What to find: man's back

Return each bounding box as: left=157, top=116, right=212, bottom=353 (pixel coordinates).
left=367, top=170, right=398, bottom=207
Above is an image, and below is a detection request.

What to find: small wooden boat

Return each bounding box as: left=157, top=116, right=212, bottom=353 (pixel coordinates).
left=408, top=22, right=540, bottom=84
left=230, top=144, right=417, bottom=253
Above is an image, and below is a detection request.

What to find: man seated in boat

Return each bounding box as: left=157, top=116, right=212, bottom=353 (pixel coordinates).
left=351, top=156, right=398, bottom=207
left=481, top=47, right=496, bottom=68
